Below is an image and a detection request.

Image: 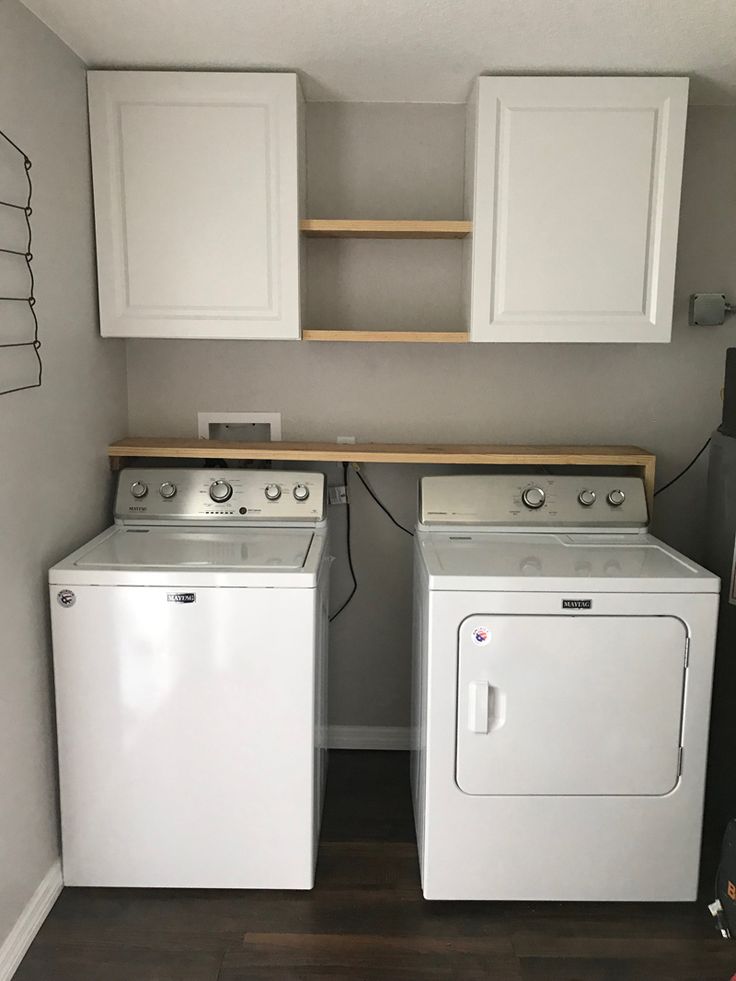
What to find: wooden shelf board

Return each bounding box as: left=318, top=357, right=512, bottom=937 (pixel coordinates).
left=302, top=330, right=468, bottom=343
left=300, top=219, right=472, bottom=239
left=108, top=439, right=652, bottom=468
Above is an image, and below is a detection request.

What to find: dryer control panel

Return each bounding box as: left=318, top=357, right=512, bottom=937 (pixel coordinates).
left=419, top=475, right=648, bottom=529
left=116, top=469, right=326, bottom=524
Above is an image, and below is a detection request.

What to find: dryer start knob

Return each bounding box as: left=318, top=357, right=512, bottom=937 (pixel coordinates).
left=607, top=488, right=626, bottom=507
left=521, top=486, right=546, bottom=509
left=209, top=479, right=233, bottom=503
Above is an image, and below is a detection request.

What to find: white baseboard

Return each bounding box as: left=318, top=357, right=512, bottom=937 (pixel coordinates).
left=327, top=725, right=410, bottom=750
left=0, top=861, right=63, bottom=981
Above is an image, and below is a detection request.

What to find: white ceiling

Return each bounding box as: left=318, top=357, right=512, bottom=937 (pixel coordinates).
left=19, top=0, right=736, bottom=104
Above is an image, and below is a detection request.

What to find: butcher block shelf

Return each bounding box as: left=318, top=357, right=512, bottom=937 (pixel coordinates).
left=108, top=439, right=655, bottom=507
left=300, top=219, right=472, bottom=239
left=302, top=330, right=468, bottom=343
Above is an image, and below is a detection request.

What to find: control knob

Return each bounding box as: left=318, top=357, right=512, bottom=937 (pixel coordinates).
left=293, top=484, right=310, bottom=502
left=264, top=483, right=281, bottom=501
left=521, top=486, right=546, bottom=509
left=159, top=481, right=177, bottom=500
left=130, top=481, right=148, bottom=499
left=578, top=489, right=596, bottom=507
left=607, top=489, right=626, bottom=507
left=209, top=479, right=233, bottom=503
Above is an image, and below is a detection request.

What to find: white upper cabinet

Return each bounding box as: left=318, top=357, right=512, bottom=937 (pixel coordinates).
left=88, top=72, right=303, bottom=339
left=465, top=76, right=688, bottom=343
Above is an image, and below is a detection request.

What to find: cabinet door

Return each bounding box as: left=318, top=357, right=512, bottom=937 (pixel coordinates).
left=88, top=71, right=303, bottom=339
left=466, top=77, right=688, bottom=343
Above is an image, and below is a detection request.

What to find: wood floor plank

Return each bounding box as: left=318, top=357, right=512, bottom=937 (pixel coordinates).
left=222, top=931, right=521, bottom=978
left=13, top=941, right=224, bottom=981
left=520, top=952, right=736, bottom=981
left=512, top=933, right=729, bottom=958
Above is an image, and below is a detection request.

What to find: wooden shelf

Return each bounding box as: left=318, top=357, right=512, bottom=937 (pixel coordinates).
left=302, top=330, right=468, bottom=344
left=108, top=438, right=656, bottom=509
left=300, top=219, right=472, bottom=239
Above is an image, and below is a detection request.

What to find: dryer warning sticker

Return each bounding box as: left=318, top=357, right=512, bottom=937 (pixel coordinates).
left=471, top=626, right=491, bottom=646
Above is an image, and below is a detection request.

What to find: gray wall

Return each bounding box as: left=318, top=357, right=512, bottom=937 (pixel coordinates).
left=126, top=102, right=736, bottom=731
left=0, top=0, right=127, bottom=947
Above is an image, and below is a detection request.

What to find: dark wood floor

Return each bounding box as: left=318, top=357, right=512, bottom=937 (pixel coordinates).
left=16, top=751, right=735, bottom=980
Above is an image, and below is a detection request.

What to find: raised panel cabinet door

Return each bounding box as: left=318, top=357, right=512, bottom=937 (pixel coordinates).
left=466, top=76, right=688, bottom=343
left=88, top=71, right=303, bottom=339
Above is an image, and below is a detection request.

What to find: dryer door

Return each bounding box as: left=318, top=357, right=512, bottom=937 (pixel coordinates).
left=456, top=615, right=687, bottom=796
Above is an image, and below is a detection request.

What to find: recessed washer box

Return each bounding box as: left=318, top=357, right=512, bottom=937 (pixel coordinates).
left=197, top=412, right=282, bottom=442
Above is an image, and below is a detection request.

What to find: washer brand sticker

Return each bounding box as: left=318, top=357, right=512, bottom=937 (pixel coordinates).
left=167, top=593, right=196, bottom=604
left=563, top=599, right=592, bottom=609
left=128, top=506, right=147, bottom=512
left=57, top=589, right=75, bottom=608
left=471, top=625, right=491, bottom=646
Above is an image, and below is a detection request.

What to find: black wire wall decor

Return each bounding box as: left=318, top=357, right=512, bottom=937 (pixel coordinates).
left=0, top=127, right=41, bottom=396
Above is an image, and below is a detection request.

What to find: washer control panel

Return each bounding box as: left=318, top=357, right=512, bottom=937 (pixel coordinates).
left=420, top=475, right=648, bottom=528
left=116, top=469, right=326, bottom=523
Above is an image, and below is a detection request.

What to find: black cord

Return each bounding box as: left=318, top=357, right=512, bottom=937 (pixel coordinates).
left=0, top=127, right=41, bottom=396
left=654, top=437, right=712, bottom=497
left=329, top=463, right=358, bottom=622
left=353, top=465, right=414, bottom=537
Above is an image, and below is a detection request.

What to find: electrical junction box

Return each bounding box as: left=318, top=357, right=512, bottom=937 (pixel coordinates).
left=689, top=293, right=729, bottom=327
left=197, top=412, right=282, bottom=442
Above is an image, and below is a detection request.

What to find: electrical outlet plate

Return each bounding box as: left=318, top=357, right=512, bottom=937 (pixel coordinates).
left=197, top=412, right=282, bottom=441
left=329, top=485, right=348, bottom=505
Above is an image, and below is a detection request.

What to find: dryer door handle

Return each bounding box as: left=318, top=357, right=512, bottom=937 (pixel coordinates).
left=468, top=681, right=490, bottom=733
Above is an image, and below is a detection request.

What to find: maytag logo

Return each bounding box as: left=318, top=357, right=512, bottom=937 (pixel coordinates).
left=563, top=599, right=592, bottom=610
left=128, top=505, right=147, bottom=512
left=167, top=592, right=196, bottom=604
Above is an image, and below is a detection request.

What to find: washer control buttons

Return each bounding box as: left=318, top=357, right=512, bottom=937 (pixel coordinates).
left=578, top=489, right=596, bottom=507
left=607, top=489, right=626, bottom=507
left=521, top=486, right=546, bottom=509
left=209, top=479, right=233, bottom=503
left=264, top=483, right=282, bottom=501
left=293, top=484, right=310, bottom=502
left=130, top=481, right=148, bottom=499
left=159, top=481, right=177, bottom=500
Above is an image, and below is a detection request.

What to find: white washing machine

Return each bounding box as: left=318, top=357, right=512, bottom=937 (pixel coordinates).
left=412, top=474, right=720, bottom=901
left=49, top=468, right=329, bottom=889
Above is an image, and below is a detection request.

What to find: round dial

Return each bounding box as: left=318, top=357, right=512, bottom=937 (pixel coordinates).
left=293, top=484, right=310, bottom=502
left=159, top=481, right=177, bottom=500
left=578, top=489, right=596, bottom=507
left=209, top=479, right=233, bottom=503
left=264, top=483, right=281, bottom=501
left=521, top=486, right=546, bottom=509
left=130, top=481, right=148, bottom=499
left=607, top=488, right=626, bottom=507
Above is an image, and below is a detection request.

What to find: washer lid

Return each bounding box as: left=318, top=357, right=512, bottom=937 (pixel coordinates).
left=419, top=532, right=719, bottom=592
left=74, top=527, right=314, bottom=571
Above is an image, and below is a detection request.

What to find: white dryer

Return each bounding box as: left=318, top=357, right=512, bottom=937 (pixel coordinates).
left=412, top=474, right=719, bottom=901
left=50, top=468, right=329, bottom=889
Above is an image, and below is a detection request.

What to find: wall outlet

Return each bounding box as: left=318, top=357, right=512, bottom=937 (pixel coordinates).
left=337, top=435, right=356, bottom=444
left=329, top=485, right=348, bottom=505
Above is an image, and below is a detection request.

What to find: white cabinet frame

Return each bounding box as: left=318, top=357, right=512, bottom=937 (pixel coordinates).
left=88, top=71, right=303, bottom=339
left=466, top=76, right=688, bottom=343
